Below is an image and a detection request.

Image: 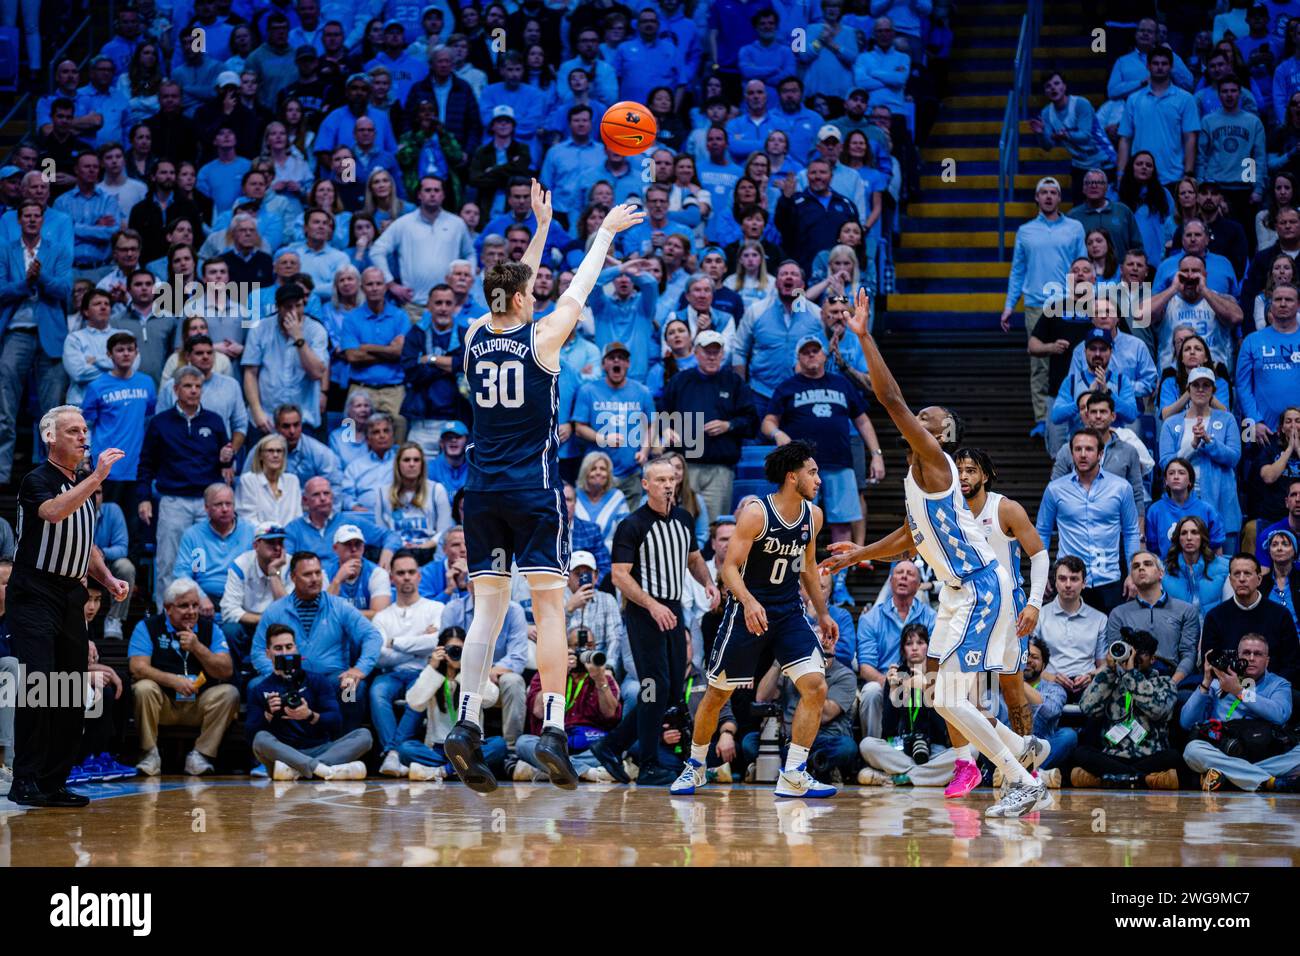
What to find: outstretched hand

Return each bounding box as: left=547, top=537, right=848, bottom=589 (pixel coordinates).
left=818, top=540, right=869, bottom=576
left=848, top=289, right=870, bottom=337
left=600, top=203, right=647, bottom=235
left=531, top=178, right=552, bottom=226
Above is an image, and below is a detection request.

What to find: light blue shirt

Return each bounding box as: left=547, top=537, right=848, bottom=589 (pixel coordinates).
left=1157, top=408, right=1242, bottom=533
left=341, top=300, right=408, bottom=386
left=340, top=447, right=397, bottom=512
left=1117, top=84, right=1201, bottom=185
left=61, top=324, right=139, bottom=404
left=173, top=518, right=256, bottom=597
left=738, top=38, right=796, bottom=90
left=855, top=594, right=937, bottom=672
left=556, top=56, right=619, bottom=105
left=52, top=186, right=120, bottom=266
left=573, top=378, right=657, bottom=478
left=732, top=297, right=824, bottom=399
left=852, top=47, right=910, bottom=113
left=196, top=156, right=253, bottom=214
left=725, top=111, right=790, bottom=164
left=1179, top=670, right=1293, bottom=728
left=1036, top=469, right=1142, bottom=586
left=314, top=105, right=398, bottom=156
left=283, top=510, right=401, bottom=563
left=1067, top=330, right=1158, bottom=398
left=1004, top=213, right=1088, bottom=312
left=539, top=138, right=608, bottom=223
left=251, top=591, right=384, bottom=677
left=287, top=242, right=352, bottom=304
left=1235, top=324, right=1300, bottom=430
left=478, top=82, right=548, bottom=140
left=75, top=83, right=131, bottom=148
left=587, top=267, right=659, bottom=381
left=1107, top=48, right=1196, bottom=100
left=612, top=37, right=684, bottom=105
left=242, top=314, right=330, bottom=428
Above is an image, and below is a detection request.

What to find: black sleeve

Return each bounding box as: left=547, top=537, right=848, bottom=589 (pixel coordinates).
left=611, top=513, right=641, bottom=565
left=18, top=467, right=60, bottom=515
left=682, top=511, right=699, bottom=554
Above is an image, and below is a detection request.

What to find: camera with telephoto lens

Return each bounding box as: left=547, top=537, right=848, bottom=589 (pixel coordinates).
left=445, top=644, right=463, bottom=662
left=662, top=702, right=693, bottom=740
left=902, top=732, right=931, bottom=765
left=273, top=652, right=306, bottom=710
left=1207, top=648, right=1247, bottom=676
left=1109, top=640, right=1133, bottom=665
left=575, top=627, right=605, bottom=667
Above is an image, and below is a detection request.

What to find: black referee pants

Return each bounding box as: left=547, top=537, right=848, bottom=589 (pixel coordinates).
left=622, top=600, right=687, bottom=770
left=9, top=568, right=89, bottom=793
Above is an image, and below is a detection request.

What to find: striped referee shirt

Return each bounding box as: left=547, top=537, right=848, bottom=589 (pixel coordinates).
left=15, top=462, right=98, bottom=579
left=611, top=503, right=698, bottom=603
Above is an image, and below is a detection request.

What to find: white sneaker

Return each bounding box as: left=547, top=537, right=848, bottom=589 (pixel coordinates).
left=669, top=758, right=707, bottom=795
left=775, top=764, right=837, bottom=798
left=1018, top=735, right=1051, bottom=772
left=986, top=780, right=1050, bottom=818
left=409, top=762, right=446, bottom=781
left=580, top=766, right=614, bottom=783
left=271, top=761, right=301, bottom=781
left=137, top=747, right=161, bottom=777
left=511, top=761, right=538, bottom=782
left=1040, top=767, right=1062, bottom=789
left=184, top=750, right=214, bottom=776
left=379, top=750, right=407, bottom=777
left=327, top=760, right=367, bottom=781
left=102, top=618, right=123, bottom=639
left=856, top=767, right=892, bottom=786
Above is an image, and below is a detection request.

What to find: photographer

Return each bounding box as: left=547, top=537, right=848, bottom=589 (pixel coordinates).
left=513, top=626, right=623, bottom=783
left=247, top=624, right=373, bottom=781
left=128, top=578, right=239, bottom=777
left=564, top=550, right=626, bottom=670
left=740, top=630, right=858, bottom=785
left=1181, top=634, right=1300, bottom=792
left=858, top=623, right=955, bottom=787
left=400, top=627, right=508, bottom=782
left=1070, top=629, right=1181, bottom=790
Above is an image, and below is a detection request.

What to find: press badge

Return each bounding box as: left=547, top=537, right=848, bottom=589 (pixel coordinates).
left=1104, top=722, right=1131, bottom=745
left=1126, top=721, right=1148, bottom=746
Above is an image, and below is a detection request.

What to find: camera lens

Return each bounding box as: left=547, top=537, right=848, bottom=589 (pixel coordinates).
left=445, top=644, right=463, bottom=661
left=1109, top=641, right=1132, bottom=663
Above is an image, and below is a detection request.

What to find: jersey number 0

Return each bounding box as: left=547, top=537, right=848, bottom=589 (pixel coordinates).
left=475, top=360, right=525, bottom=408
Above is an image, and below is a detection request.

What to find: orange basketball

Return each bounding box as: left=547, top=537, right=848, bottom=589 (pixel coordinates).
left=600, top=101, right=658, bottom=156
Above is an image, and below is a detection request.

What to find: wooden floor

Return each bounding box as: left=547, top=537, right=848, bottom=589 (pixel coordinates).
left=4, top=778, right=1300, bottom=866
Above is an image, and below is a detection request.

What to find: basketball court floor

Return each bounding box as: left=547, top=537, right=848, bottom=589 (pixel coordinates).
left=4, top=779, right=1299, bottom=866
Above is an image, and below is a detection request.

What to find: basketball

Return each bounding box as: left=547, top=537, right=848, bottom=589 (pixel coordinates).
left=600, top=101, right=658, bottom=156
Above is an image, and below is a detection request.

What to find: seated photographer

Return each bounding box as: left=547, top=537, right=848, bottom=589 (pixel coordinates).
left=128, top=578, right=240, bottom=777
left=855, top=560, right=935, bottom=739
left=1180, top=634, right=1300, bottom=792
left=251, top=552, right=385, bottom=731
left=1070, top=629, right=1181, bottom=790
left=1034, top=555, right=1109, bottom=703
left=741, top=630, right=859, bottom=785
left=399, top=627, right=509, bottom=782
left=858, top=623, right=956, bottom=787
left=514, top=626, right=623, bottom=783
left=247, top=624, right=373, bottom=781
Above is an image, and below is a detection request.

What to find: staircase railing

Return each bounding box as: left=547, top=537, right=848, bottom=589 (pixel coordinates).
left=997, top=0, right=1043, bottom=261
left=1, top=16, right=100, bottom=162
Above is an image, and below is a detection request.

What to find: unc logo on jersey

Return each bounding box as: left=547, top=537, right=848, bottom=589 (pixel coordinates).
left=199, top=427, right=212, bottom=438
left=812, top=403, right=832, bottom=418
left=1020, top=647, right=1030, bottom=668
left=964, top=649, right=983, bottom=668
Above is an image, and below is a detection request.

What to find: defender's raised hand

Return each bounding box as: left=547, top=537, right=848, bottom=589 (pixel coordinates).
left=847, top=288, right=871, bottom=337
left=600, top=202, right=647, bottom=234
left=531, top=178, right=552, bottom=227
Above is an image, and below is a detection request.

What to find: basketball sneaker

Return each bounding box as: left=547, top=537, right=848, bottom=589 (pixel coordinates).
left=670, top=758, right=707, bottom=795
left=944, top=759, right=981, bottom=798
left=856, top=767, right=892, bottom=786
left=774, top=764, right=836, bottom=798
left=443, top=719, right=498, bottom=793
left=379, top=751, right=407, bottom=777
left=409, top=763, right=446, bottom=782
left=985, top=779, right=1050, bottom=817
left=534, top=727, right=579, bottom=790
left=1018, top=736, right=1051, bottom=772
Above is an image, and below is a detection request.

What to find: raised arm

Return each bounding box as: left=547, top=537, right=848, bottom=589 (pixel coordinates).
left=817, top=523, right=915, bottom=576
left=847, top=289, right=948, bottom=480
left=521, top=177, right=552, bottom=294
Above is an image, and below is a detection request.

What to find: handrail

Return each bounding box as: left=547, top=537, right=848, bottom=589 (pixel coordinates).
left=1, top=17, right=98, bottom=161
left=997, top=0, right=1043, bottom=261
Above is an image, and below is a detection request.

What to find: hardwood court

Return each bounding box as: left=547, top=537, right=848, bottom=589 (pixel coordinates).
left=3, top=780, right=1300, bottom=867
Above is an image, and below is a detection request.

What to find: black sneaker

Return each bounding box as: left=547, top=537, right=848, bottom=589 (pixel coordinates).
left=42, top=787, right=90, bottom=808
left=444, top=720, right=498, bottom=793
left=534, top=728, right=579, bottom=790
left=590, top=737, right=630, bottom=784
left=1273, top=771, right=1300, bottom=793
left=637, top=764, right=679, bottom=787
left=6, top=780, right=49, bottom=807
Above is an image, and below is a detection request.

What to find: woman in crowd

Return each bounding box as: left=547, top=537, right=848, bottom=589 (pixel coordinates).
left=525, top=41, right=557, bottom=92
left=261, top=121, right=313, bottom=207
left=364, top=168, right=413, bottom=229
left=563, top=202, right=610, bottom=270
left=1158, top=372, right=1242, bottom=551
left=345, top=213, right=378, bottom=271
left=1171, top=176, right=1200, bottom=236
left=670, top=153, right=711, bottom=235
left=160, top=316, right=234, bottom=383
left=1242, top=406, right=1300, bottom=555
left=296, top=178, right=351, bottom=247
left=1255, top=172, right=1295, bottom=250
left=146, top=217, right=198, bottom=277
left=648, top=317, right=697, bottom=403
left=126, top=123, right=155, bottom=182
left=1157, top=331, right=1231, bottom=420
left=175, top=160, right=213, bottom=227
left=1163, top=515, right=1232, bottom=618
left=331, top=389, right=375, bottom=469
left=279, top=98, right=315, bottom=159
left=1118, top=150, right=1175, bottom=266
left=664, top=450, right=710, bottom=547
left=119, top=41, right=162, bottom=127
left=236, top=434, right=304, bottom=526
left=1086, top=228, right=1119, bottom=283
left=765, top=128, right=803, bottom=180
left=725, top=239, right=774, bottom=309
left=461, top=200, right=481, bottom=242
left=377, top=443, right=453, bottom=560
left=322, top=265, right=362, bottom=397
left=648, top=85, right=687, bottom=151
left=576, top=451, right=629, bottom=550
left=1253, top=251, right=1296, bottom=331
left=224, top=23, right=256, bottom=74
left=808, top=243, right=871, bottom=304
left=1267, top=90, right=1300, bottom=179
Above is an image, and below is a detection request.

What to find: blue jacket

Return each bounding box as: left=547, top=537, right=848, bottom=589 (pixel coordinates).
left=1179, top=669, right=1293, bottom=728
left=1004, top=213, right=1088, bottom=312
left=1235, top=325, right=1300, bottom=431
left=401, top=320, right=463, bottom=421
left=136, top=406, right=230, bottom=501
left=774, top=189, right=860, bottom=273
left=1157, top=409, right=1242, bottom=533
left=252, top=591, right=384, bottom=677
left=1164, top=554, right=1232, bottom=617
left=1145, top=495, right=1226, bottom=554
left=587, top=267, right=659, bottom=382
left=1050, top=366, right=1139, bottom=428
left=283, top=511, right=401, bottom=563
left=0, top=232, right=73, bottom=360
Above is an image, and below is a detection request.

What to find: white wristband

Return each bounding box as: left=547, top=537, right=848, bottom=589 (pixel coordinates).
left=1027, top=548, right=1049, bottom=609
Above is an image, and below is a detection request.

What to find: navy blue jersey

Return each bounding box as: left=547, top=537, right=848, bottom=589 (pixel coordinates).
left=740, top=495, right=812, bottom=604
left=765, top=372, right=865, bottom=469
left=463, top=317, right=561, bottom=492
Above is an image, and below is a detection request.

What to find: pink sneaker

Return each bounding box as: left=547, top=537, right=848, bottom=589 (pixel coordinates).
left=944, top=759, right=981, bottom=799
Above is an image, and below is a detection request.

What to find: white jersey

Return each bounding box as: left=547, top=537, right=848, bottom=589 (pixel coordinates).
left=973, top=492, right=1027, bottom=612
left=903, top=453, right=997, bottom=587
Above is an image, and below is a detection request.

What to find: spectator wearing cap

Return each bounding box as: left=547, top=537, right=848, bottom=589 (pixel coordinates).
left=611, top=8, right=685, bottom=111
left=221, top=521, right=292, bottom=672
left=762, top=334, right=879, bottom=542
left=795, top=126, right=870, bottom=222
left=478, top=52, right=547, bottom=166
left=371, top=176, right=476, bottom=322
left=1001, top=177, right=1087, bottom=436
left=195, top=72, right=266, bottom=160
left=243, top=282, right=330, bottom=435
left=279, top=45, right=339, bottom=122
left=1064, top=297, right=1158, bottom=402
left=1158, top=366, right=1242, bottom=549
left=340, top=413, right=398, bottom=513
left=1116, top=44, right=1200, bottom=188
left=574, top=342, right=658, bottom=509
left=727, top=78, right=790, bottom=165
left=1050, top=330, right=1139, bottom=439
left=402, top=44, right=482, bottom=163
left=173, top=480, right=255, bottom=621
left=732, top=260, right=824, bottom=401
left=251, top=551, right=385, bottom=730
left=323, top=523, right=393, bottom=619
left=196, top=126, right=253, bottom=215
left=1265, top=528, right=1300, bottom=629
left=427, top=422, right=469, bottom=499
left=366, top=20, right=429, bottom=104
left=315, top=73, right=399, bottom=162
left=0, top=164, right=24, bottom=214
left=565, top=548, right=626, bottom=658
left=776, top=157, right=860, bottom=272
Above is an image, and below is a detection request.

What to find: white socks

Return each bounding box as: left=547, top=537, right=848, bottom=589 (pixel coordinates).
left=459, top=691, right=483, bottom=729
left=994, top=722, right=1028, bottom=756
left=542, top=693, right=565, bottom=732
left=953, top=744, right=974, bottom=763
left=457, top=577, right=512, bottom=724
left=690, top=743, right=709, bottom=765
left=785, top=743, right=809, bottom=772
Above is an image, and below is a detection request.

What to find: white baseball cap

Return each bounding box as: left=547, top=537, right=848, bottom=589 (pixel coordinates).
left=333, top=524, right=365, bottom=544
left=571, top=550, right=598, bottom=570
left=1187, top=366, right=1216, bottom=385
left=696, top=330, right=725, bottom=349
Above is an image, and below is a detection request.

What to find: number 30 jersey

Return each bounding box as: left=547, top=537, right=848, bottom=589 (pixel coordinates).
left=463, top=315, right=560, bottom=492
left=740, top=496, right=812, bottom=605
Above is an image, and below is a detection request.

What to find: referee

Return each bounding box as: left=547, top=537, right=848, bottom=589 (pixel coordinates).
left=609, top=457, right=719, bottom=786
left=8, top=405, right=129, bottom=808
